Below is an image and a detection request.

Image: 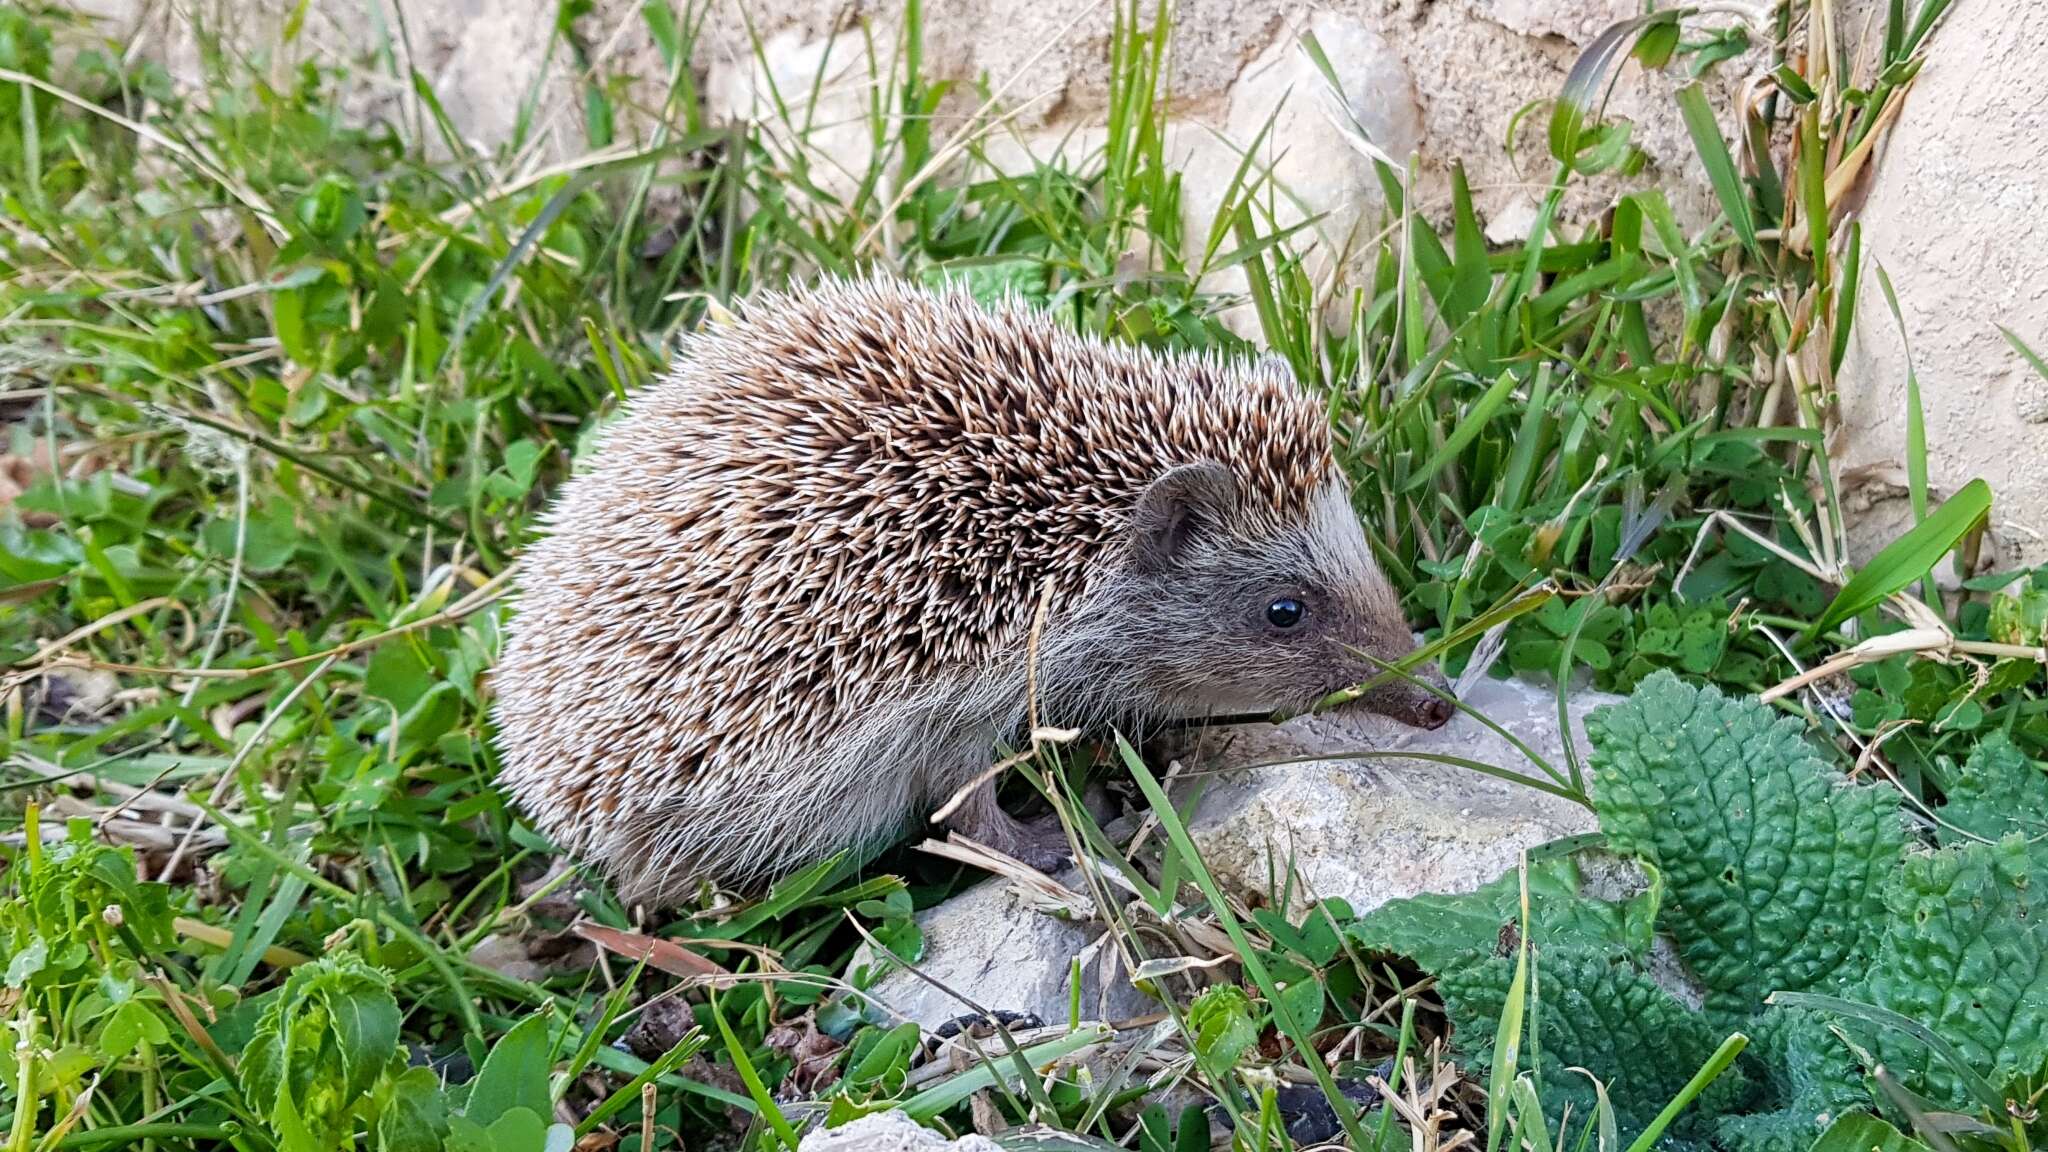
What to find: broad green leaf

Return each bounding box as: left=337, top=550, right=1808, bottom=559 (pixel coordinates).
left=466, top=1012, right=555, bottom=1128
left=325, top=967, right=402, bottom=1105
left=445, top=1116, right=493, bottom=1152
left=364, top=642, right=438, bottom=714
left=1586, top=672, right=1906, bottom=1015
left=845, top=1021, right=920, bottom=1092
left=1809, top=479, right=1992, bottom=637
left=273, top=283, right=315, bottom=363
left=449, top=1106, right=551, bottom=1152
left=6, top=936, right=48, bottom=986
left=396, top=681, right=463, bottom=763
left=271, top=1087, right=323, bottom=1152
left=1862, top=837, right=2048, bottom=1109
left=97, top=998, right=170, bottom=1061
left=489, top=1108, right=549, bottom=1152
left=200, top=505, right=300, bottom=572
left=1806, top=1114, right=1934, bottom=1152
left=1348, top=851, right=1660, bottom=971
left=240, top=954, right=404, bottom=1142
left=377, top=1066, right=451, bottom=1152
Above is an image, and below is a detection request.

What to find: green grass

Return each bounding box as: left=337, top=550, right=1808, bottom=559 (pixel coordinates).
left=1, top=0, right=2042, bottom=1148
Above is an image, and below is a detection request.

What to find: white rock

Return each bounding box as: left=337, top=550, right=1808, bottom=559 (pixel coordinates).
left=1484, top=195, right=1543, bottom=246
left=1174, top=676, right=1607, bottom=916
left=465, top=933, right=546, bottom=983
left=859, top=677, right=1605, bottom=1030
left=1221, top=14, right=1422, bottom=220
left=1837, top=2, right=2048, bottom=564
left=798, top=1110, right=1002, bottom=1152
left=858, top=867, right=1154, bottom=1033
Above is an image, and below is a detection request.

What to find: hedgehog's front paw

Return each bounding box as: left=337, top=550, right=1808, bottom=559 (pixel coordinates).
left=1003, top=816, right=1075, bottom=874
left=948, top=793, right=1074, bottom=873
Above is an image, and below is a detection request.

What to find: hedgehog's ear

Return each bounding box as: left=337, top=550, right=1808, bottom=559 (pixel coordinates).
left=1131, top=461, right=1237, bottom=571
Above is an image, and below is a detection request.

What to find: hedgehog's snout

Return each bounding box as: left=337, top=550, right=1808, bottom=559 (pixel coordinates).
left=1409, top=689, right=1456, bottom=730
left=1356, top=658, right=1455, bottom=731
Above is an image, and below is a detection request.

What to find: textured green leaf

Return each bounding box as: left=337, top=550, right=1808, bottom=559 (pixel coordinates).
left=1862, top=838, right=2048, bottom=1109
left=1440, top=945, right=1748, bottom=1142
left=1348, top=851, right=1660, bottom=972
left=1713, top=1008, right=1869, bottom=1152
left=1935, top=733, right=2048, bottom=847
left=1186, top=985, right=1257, bottom=1071
left=1715, top=1108, right=1833, bottom=1152
left=239, top=954, right=404, bottom=1142
left=1587, top=672, right=1906, bottom=1015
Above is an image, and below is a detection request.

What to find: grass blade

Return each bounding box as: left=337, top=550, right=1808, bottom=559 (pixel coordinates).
left=1551, top=13, right=1679, bottom=167
left=1808, top=478, right=1991, bottom=638
left=709, top=988, right=802, bottom=1150
left=1831, top=221, right=1862, bottom=375
left=1676, top=82, right=1762, bottom=264
left=1406, top=369, right=1519, bottom=491
left=1484, top=884, right=1530, bottom=1152
left=1873, top=260, right=1936, bottom=606
left=2000, top=325, right=2048, bottom=384
left=1619, top=1033, right=1748, bottom=1152
left=1118, top=737, right=1373, bottom=1149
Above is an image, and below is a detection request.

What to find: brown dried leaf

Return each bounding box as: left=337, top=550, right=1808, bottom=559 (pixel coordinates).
left=573, top=922, right=732, bottom=984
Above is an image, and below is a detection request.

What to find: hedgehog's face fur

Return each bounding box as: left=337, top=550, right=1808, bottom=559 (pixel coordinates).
left=1104, top=460, right=1453, bottom=729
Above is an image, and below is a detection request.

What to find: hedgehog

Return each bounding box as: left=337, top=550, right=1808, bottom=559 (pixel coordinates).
left=490, top=278, right=1454, bottom=906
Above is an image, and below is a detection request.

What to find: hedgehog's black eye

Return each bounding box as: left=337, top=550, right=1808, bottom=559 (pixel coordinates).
left=1265, top=598, right=1306, bottom=629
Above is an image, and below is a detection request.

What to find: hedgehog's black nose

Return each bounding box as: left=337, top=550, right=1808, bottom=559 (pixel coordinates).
left=1416, top=694, right=1455, bottom=730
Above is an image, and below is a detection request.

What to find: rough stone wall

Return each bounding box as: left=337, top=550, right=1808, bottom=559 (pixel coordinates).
left=75, top=0, right=1756, bottom=244
left=71, top=0, right=2048, bottom=557
left=1836, top=0, right=2048, bottom=563
left=683, top=0, right=1750, bottom=247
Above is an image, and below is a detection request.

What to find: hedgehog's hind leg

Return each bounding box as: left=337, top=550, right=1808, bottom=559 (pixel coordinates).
left=943, top=775, right=1074, bottom=873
